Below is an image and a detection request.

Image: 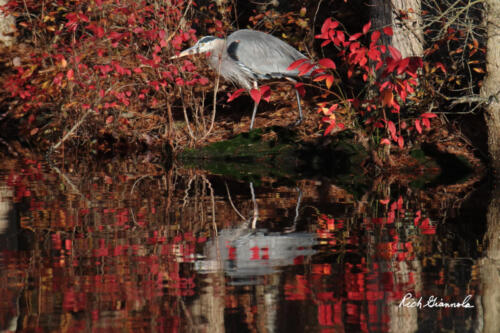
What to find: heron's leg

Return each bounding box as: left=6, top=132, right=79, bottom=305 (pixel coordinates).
left=249, top=81, right=259, bottom=130
left=285, top=77, right=303, bottom=126
left=250, top=102, right=258, bottom=130
left=294, top=88, right=303, bottom=125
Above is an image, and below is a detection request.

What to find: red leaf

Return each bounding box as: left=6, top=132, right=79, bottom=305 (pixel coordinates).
left=298, top=62, right=315, bottom=76
left=287, top=58, right=308, bottom=71
left=349, top=33, right=363, bottom=41
left=397, top=58, right=410, bottom=75
left=420, top=112, right=437, bottom=118
left=313, top=74, right=328, bottom=82
left=422, top=118, right=431, bottom=129
left=324, top=121, right=336, bottom=135
left=67, top=69, right=74, bottom=80
left=295, top=83, right=306, bottom=97
left=318, top=58, right=336, bottom=70
left=388, top=46, right=402, bottom=61
left=106, top=115, right=114, bottom=124
left=379, top=199, right=390, bottom=205
left=371, top=30, right=381, bottom=43
left=435, top=62, right=447, bottom=73
left=334, top=31, right=345, bottom=44
left=227, top=88, right=245, bottom=102
left=260, top=85, right=271, bottom=102
left=250, top=88, right=261, bottom=104
left=397, top=136, right=404, bottom=148
left=383, top=26, right=393, bottom=36
left=362, top=21, right=371, bottom=34
left=380, top=138, right=391, bottom=145
left=387, top=121, right=397, bottom=139
left=328, top=104, right=339, bottom=113
left=367, top=48, right=381, bottom=61
left=415, top=119, right=422, bottom=134
left=321, top=18, right=339, bottom=35
left=320, top=39, right=331, bottom=47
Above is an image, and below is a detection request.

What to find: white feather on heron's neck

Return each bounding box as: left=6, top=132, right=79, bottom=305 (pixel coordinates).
left=206, top=38, right=255, bottom=90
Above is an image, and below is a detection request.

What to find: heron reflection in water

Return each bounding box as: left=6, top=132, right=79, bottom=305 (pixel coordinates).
left=171, top=29, right=313, bottom=129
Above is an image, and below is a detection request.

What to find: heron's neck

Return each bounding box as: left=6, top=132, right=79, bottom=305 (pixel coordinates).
left=207, top=38, right=226, bottom=69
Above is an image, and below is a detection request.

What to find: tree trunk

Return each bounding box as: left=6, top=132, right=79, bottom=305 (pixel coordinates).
left=0, top=0, right=15, bottom=47
left=481, top=0, right=500, bottom=173
left=369, top=0, right=423, bottom=58
left=481, top=3, right=500, bottom=332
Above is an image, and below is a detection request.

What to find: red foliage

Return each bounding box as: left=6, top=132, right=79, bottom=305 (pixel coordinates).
left=312, top=18, right=434, bottom=148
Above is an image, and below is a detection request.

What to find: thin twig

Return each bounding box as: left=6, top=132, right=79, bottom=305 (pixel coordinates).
left=201, top=43, right=223, bottom=140
left=51, top=109, right=94, bottom=151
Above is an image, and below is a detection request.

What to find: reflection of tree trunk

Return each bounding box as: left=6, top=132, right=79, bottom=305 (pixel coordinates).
left=482, top=184, right=500, bottom=333
left=481, top=0, right=500, bottom=171
left=189, top=273, right=225, bottom=332
left=389, top=260, right=420, bottom=333
left=0, top=0, right=15, bottom=47
left=369, top=0, right=423, bottom=58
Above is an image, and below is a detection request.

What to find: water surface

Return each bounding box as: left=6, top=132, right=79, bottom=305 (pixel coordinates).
left=0, top=154, right=486, bottom=332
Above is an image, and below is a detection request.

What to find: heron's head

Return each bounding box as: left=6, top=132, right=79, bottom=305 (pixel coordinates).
left=170, top=36, right=220, bottom=59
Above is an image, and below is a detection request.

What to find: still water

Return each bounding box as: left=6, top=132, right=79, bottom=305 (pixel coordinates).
left=0, top=153, right=488, bottom=332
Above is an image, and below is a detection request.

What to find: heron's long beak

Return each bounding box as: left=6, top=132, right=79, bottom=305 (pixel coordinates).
left=170, top=45, right=199, bottom=59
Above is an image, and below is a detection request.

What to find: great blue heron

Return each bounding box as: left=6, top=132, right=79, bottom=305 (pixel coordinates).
left=171, top=29, right=312, bottom=129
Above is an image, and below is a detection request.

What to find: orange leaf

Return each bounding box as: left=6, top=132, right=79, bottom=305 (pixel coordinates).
left=325, top=75, right=334, bottom=89
left=381, top=89, right=393, bottom=107
left=313, top=74, right=328, bottom=82
left=30, top=128, right=39, bottom=136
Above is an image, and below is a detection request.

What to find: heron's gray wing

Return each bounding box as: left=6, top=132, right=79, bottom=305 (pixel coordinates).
left=226, top=30, right=309, bottom=79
